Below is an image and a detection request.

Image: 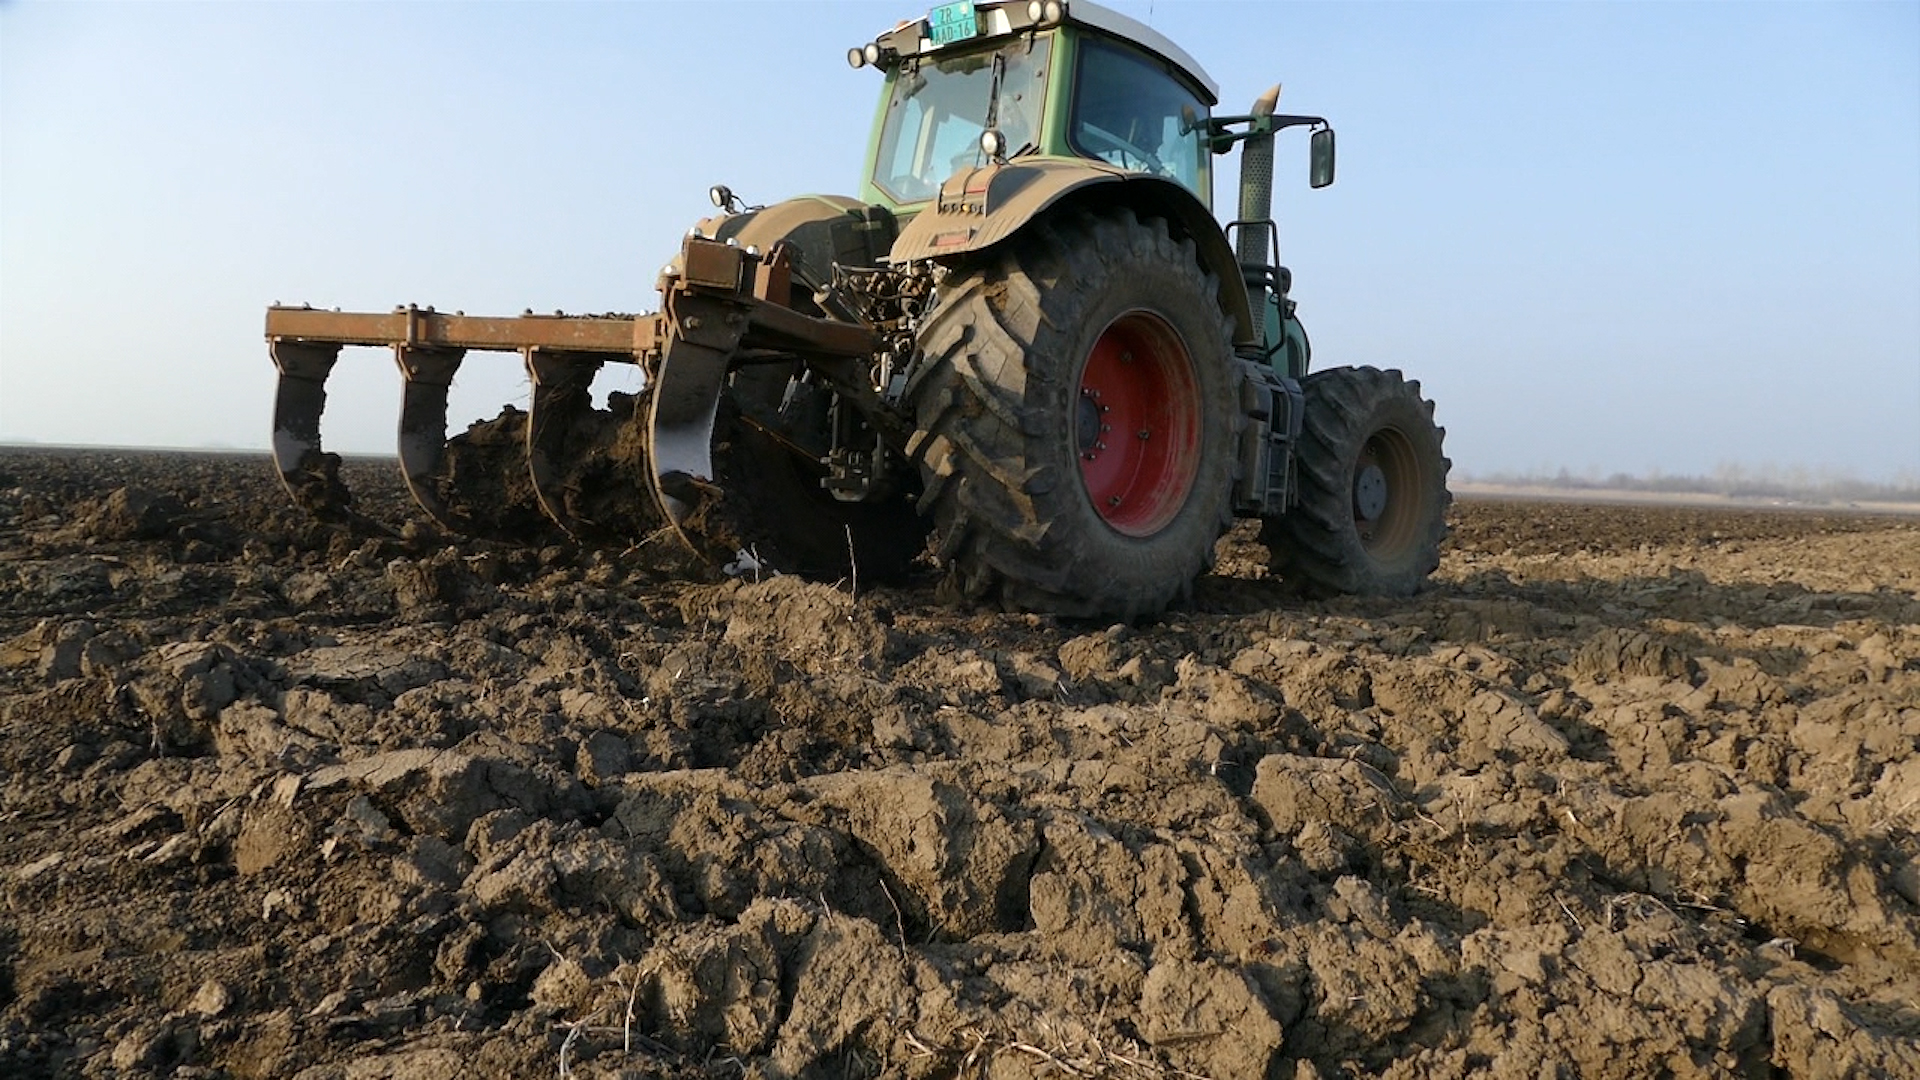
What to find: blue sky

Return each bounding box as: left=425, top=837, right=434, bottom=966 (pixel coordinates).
left=3, top=0, right=1916, bottom=483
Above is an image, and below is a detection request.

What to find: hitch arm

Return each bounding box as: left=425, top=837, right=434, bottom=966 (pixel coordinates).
left=646, top=237, right=898, bottom=563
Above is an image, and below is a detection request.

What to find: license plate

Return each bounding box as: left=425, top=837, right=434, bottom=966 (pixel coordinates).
left=929, top=1, right=979, bottom=46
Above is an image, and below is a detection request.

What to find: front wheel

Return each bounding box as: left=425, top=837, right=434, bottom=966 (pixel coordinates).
left=907, top=208, right=1241, bottom=618
left=1262, top=366, right=1450, bottom=596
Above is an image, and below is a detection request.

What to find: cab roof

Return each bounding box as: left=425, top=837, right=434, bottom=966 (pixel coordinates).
left=867, top=0, right=1220, bottom=106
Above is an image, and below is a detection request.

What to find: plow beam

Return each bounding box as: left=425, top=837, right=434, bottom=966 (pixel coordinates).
left=266, top=305, right=661, bottom=355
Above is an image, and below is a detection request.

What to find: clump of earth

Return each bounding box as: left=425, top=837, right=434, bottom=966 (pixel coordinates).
left=1, top=448, right=1915, bottom=1078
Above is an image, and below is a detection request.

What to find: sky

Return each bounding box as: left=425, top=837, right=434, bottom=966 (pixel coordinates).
left=3, top=0, right=1917, bottom=484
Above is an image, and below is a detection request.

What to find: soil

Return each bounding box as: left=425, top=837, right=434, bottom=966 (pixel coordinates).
left=1, top=447, right=1915, bottom=1079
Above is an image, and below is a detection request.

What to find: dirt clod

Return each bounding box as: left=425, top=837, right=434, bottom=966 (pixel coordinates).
left=2, top=448, right=1917, bottom=1079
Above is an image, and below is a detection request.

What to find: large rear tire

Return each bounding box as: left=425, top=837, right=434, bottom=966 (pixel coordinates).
left=908, top=208, right=1240, bottom=618
left=1262, top=366, right=1450, bottom=596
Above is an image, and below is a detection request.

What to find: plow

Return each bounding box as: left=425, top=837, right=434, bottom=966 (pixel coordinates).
left=268, top=0, right=1451, bottom=618
left=270, top=234, right=922, bottom=576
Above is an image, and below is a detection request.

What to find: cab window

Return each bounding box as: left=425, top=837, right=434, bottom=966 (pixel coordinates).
left=873, top=38, right=1052, bottom=204
left=1069, top=38, right=1208, bottom=199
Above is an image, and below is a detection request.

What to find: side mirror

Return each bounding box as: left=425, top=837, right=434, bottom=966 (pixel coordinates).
left=1309, top=127, right=1336, bottom=189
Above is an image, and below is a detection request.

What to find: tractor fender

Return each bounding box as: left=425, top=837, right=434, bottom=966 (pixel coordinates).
left=886, top=159, right=1256, bottom=345
left=699, top=195, right=898, bottom=292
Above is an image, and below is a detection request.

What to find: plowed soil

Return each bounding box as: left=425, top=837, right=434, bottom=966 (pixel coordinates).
left=1, top=448, right=1915, bottom=1079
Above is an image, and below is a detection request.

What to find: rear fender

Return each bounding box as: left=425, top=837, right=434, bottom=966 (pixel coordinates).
left=887, top=160, right=1255, bottom=345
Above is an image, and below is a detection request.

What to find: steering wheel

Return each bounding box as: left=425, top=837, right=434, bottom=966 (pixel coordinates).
left=1078, top=121, right=1167, bottom=176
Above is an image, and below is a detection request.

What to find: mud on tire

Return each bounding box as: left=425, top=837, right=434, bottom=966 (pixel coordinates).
left=1262, top=365, right=1450, bottom=596
left=907, top=207, right=1241, bottom=619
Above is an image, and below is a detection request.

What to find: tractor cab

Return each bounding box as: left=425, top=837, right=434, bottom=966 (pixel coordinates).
left=853, top=0, right=1221, bottom=211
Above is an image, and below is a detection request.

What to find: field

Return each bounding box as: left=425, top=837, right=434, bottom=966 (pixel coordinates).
left=1, top=448, right=1915, bottom=1078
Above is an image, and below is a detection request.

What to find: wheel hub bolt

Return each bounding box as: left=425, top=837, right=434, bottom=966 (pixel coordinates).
left=1354, top=463, right=1389, bottom=521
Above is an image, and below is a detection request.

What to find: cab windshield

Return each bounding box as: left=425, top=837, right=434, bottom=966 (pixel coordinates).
left=872, top=38, right=1052, bottom=204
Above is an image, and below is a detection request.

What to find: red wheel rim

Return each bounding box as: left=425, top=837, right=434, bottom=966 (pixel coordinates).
left=1075, top=311, right=1202, bottom=537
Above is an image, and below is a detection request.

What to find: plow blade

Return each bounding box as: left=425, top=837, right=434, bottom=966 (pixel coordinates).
left=524, top=350, right=605, bottom=540
left=646, top=291, right=748, bottom=561
left=269, top=340, right=349, bottom=518
left=394, top=346, right=466, bottom=531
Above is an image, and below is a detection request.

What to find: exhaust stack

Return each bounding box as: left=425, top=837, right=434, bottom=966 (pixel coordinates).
left=1236, top=85, right=1282, bottom=321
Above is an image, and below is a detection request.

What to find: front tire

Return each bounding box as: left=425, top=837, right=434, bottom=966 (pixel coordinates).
left=908, top=208, right=1241, bottom=618
left=1262, top=366, right=1450, bottom=596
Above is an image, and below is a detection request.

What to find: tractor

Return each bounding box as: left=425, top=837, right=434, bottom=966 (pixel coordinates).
left=266, top=0, right=1450, bottom=618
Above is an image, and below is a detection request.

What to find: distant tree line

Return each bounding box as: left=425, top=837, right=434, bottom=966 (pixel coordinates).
left=1458, top=464, right=1920, bottom=504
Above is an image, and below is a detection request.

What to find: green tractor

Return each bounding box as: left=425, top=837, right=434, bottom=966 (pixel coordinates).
left=267, top=0, right=1450, bottom=618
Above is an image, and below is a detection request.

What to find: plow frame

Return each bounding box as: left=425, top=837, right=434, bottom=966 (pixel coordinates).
left=267, top=235, right=894, bottom=557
